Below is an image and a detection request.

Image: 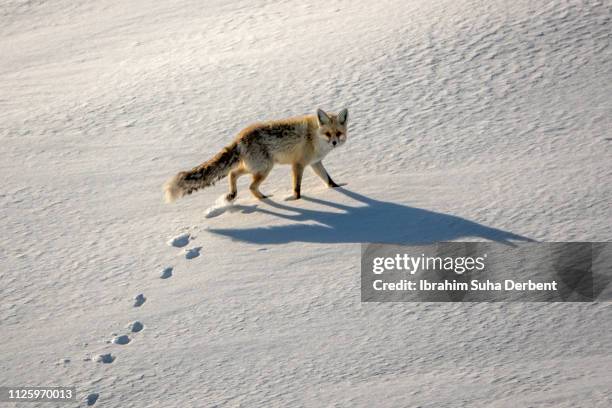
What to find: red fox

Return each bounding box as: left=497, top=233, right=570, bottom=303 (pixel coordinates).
left=164, top=108, right=348, bottom=202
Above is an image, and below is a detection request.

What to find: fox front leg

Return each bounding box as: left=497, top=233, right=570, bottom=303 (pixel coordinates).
left=290, top=163, right=305, bottom=200
left=310, top=161, right=340, bottom=188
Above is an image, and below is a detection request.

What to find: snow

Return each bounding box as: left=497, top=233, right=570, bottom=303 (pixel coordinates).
left=1, top=0, right=611, bottom=406
left=204, top=194, right=242, bottom=218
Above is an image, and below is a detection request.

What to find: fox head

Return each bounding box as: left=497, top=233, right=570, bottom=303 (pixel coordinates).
left=316, top=108, right=348, bottom=148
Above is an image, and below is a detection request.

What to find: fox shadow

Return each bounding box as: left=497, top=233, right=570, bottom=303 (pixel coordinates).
left=208, top=188, right=533, bottom=245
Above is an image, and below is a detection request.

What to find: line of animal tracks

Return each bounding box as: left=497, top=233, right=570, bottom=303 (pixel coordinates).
left=82, top=232, right=200, bottom=406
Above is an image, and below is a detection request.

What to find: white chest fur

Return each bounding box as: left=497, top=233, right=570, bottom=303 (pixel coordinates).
left=310, top=136, right=334, bottom=163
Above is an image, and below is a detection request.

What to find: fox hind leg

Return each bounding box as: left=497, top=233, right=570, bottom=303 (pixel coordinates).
left=241, top=149, right=273, bottom=200
left=226, top=166, right=246, bottom=201
left=249, top=170, right=271, bottom=200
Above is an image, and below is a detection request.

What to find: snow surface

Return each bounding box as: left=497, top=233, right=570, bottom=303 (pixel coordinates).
left=1, top=0, right=611, bottom=406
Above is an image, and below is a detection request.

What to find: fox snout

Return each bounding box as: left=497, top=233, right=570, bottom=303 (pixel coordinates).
left=330, top=132, right=347, bottom=147
left=331, top=136, right=345, bottom=147
left=320, top=133, right=345, bottom=148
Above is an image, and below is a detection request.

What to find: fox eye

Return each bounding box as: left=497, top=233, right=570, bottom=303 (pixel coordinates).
left=336, top=131, right=343, bottom=137
left=324, top=131, right=331, bottom=137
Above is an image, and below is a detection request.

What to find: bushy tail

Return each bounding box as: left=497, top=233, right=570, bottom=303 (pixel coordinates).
left=164, top=142, right=241, bottom=203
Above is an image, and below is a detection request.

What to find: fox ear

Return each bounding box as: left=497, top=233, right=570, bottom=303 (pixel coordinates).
left=316, top=108, right=331, bottom=126
left=337, top=108, right=348, bottom=125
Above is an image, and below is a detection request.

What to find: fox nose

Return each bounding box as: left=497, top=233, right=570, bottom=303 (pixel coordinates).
left=332, top=141, right=337, bottom=146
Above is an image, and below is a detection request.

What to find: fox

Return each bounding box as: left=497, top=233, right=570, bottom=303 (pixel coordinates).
left=164, top=108, right=348, bottom=203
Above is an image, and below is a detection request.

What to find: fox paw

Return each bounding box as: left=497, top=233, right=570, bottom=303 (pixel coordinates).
left=225, top=192, right=237, bottom=202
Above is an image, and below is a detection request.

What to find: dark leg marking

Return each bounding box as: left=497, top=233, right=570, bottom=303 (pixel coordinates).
left=292, top=163, right=304, bottom=199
